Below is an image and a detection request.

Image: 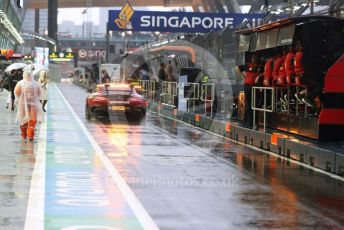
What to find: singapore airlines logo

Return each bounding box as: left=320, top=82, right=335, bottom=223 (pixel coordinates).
left=115, top=1, right=134, bottom=29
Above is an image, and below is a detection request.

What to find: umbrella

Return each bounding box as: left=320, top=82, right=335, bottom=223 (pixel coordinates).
left=5, top=63, right=27, bottom=72
left=33, top=68, right=48, bottom=77
left=32, top=64, right=49, bottom=80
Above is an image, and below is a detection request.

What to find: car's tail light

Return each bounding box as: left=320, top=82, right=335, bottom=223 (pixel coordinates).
left=93, top=96, right=107, bottom=103
left=129, top=97, right=144, bottom=106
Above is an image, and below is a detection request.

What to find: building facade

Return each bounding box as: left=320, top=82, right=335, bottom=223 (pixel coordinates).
left=0, top=0, right=25, bottom=50
left=22, top=8, right=48, bottom=34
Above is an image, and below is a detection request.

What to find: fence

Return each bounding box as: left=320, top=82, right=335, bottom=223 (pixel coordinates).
left=200, top=83, right=215, bottom=117
left=184, top=83, right=200, bottom=113
left=138, top=80, right=150, bottom=97
left=138, top=80, right=157, bottom=100
left=160, top=81, right=178, bottom=107
left=219, top=90, right=232, bottom=118
left=252, top=86, right=275, bottom=132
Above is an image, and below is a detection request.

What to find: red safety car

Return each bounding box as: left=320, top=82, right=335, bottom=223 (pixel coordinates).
left=85, top=83, right=146, bottom=122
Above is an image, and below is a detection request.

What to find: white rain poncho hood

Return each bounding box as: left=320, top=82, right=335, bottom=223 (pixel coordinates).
left=14, top=65, right=43, bottom=125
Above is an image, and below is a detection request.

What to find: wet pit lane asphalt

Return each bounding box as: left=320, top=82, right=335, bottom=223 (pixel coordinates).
left=0, top=90, right=39, bottom=229
left=19, top=82, right=344, bottom=229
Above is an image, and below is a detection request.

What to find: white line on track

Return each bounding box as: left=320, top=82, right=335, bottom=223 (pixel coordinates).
left=151, top=111, right=344, bottom=183
left=24, top=112, right=47, bottom=229
left=54, top=84, right=159, bottom=230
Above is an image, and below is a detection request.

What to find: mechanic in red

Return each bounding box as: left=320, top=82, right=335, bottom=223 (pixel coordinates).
left=274, top=49, right=288, bottom=108
left=262, top=55, right=275, bottom=87
left=294, top=42, right=307, bottom=103
left=276, top=49, right=287, bottom=87
left=294, top=43, right=305, bottom=83
left=285, top=45, right=296, bottom=86
left=255, top=54, right=275, bottom=109
left=236, top=53, right=263, bottom=128
left=280, top=45, right=296, bottom=104
left=272, top=49, right=284, bottom=86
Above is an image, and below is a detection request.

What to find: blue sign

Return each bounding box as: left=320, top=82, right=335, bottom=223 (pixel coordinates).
left=108, top=10, right=268, bottom=33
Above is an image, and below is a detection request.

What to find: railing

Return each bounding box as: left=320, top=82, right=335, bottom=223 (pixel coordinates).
left=219, top=90, right=232, bottom=118
left=160, top=81, right=178, bottom=107
left=274, top=87, right=289, bottom=114
left=274, top=86, right=310, bottom=117
left=138, top=80, right=156, bottom=100
left=149, top=80, right=156, bottom=100
left=138, top=80, right=150, bottom=98
left=252, top=86, right=275, bottom=132
left=295, top=87, right=310, bottom=117
left=200, top=83, right=215, bottom=117
left=184, top=83, right=200, bottom=113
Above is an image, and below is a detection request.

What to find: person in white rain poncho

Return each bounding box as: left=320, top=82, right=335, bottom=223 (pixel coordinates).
left=38, top=70, right=49, bottom=112
left=14, top=65, right=43, bottom=140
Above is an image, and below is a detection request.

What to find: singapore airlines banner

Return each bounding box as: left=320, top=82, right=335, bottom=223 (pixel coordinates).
left=108, top=10, right=267, bottom=33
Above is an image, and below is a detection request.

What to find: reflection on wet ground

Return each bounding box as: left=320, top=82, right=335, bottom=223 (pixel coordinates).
left=55, top=83, right=344, bottom=229
left=0, top=91, right=38, bottom=229
left=151, top=117, right=344, bottom=228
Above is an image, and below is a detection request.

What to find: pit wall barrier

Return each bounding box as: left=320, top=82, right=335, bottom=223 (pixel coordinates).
left=147, top=100, right=344, bottom=178
left=73, top=81, right=344, bottom=178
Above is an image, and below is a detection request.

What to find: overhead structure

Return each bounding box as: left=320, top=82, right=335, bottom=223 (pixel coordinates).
left=86, top=0, right=93, bottom=38
left=329, top=0, right=343, bottom=17
left=21, top=31, right=56, bottom=45
left=223, top=0, right=242, bottom=13
left=26, top=0, right=343, bottom=45
left=266, top=0, right=344, bottom=15
left=248, top=0, right=265, bottom=13
left=27, top=0, right=204, bottom=8
left=25, top=0, right=283, bottom=11
left=0, top=10, right=24, bottom=45
left=27, top=0, right=343, bottom=15
left=48, top=0, right=58, bottom=47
